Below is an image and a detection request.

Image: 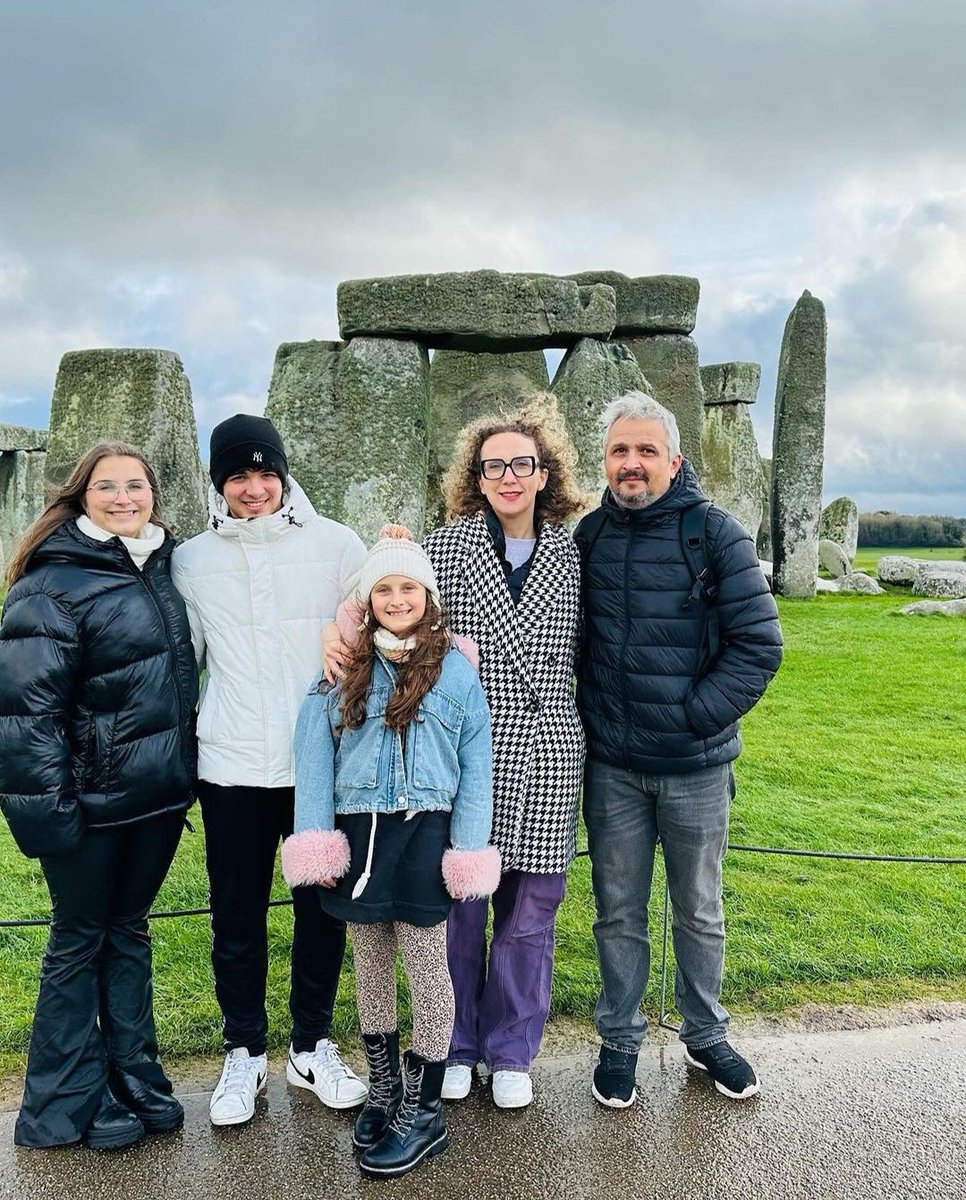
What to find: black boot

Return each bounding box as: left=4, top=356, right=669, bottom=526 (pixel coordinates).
left=359, top=1050, right=448, bottom=1179
left=111, top=1067, right=184, bottom=1135
left=83, top=1085, right=145, bottom=1151
left=353, top=1032, right=402, bottom=1149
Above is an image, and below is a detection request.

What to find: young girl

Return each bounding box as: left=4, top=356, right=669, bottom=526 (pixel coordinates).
left=281, top=537, right=500, bottom=1180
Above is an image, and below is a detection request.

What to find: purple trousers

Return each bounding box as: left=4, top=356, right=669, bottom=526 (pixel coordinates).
left=446, top=869, right=567, bottom=1073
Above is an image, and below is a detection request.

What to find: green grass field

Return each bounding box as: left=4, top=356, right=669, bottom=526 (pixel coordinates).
left=2, top=565, right=965, bottom=1070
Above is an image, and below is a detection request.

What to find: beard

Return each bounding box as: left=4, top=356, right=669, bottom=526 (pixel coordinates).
left=612, top=486, right=658, bottom=510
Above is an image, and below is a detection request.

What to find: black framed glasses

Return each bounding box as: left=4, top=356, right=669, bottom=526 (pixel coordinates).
left=478, top=456, right=541, bottom=480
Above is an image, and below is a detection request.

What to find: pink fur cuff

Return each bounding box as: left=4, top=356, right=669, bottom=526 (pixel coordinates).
left=442, top=845, right=502, bottom=900
left=282, top=828, right=351, bottom=887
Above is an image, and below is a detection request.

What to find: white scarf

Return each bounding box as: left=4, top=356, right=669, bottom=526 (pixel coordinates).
left=373, top=627, right=416, bottom=656
left=76, top=515, right=166, bottom=571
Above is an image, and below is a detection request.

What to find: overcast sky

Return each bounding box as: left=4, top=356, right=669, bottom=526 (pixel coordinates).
left=1, top=0, right=964, bottom=515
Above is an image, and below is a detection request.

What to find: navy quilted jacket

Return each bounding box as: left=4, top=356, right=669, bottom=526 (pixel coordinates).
left=0, top=522, right=198, bottom=858
left=575, top=461, right=782, bottom=775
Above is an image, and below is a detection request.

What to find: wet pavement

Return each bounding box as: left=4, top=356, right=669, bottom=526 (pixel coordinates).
left=1, top=1017, right=964, bottom=1200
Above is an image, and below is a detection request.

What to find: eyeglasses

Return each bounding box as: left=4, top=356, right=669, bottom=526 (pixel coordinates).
left=478, top=456, right=541, bottom=480
left=86, top=481, right=152, bottom=499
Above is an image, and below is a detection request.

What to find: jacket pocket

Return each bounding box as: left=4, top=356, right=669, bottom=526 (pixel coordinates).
left=412, top=693, right=461, bottom=794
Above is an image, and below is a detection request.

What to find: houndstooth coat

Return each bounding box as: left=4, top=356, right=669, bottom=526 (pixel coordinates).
left=423, top=513, right=584, bottom=873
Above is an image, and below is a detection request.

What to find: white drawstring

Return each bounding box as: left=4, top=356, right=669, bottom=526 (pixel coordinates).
left=351, top=813, right=379, bottom=899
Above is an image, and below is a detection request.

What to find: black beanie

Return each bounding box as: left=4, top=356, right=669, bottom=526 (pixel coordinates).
left=209, top=414, right=289, bottom=494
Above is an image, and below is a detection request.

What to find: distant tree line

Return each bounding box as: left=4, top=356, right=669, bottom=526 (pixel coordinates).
left=858, top=512, right=966, bottom=548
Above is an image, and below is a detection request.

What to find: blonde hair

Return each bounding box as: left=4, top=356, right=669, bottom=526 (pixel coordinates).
left=441, top=392, right=591, bottom=524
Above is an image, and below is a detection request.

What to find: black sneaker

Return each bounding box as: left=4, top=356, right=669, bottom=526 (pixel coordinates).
left=591, top=1045, right=638, bottom=1108
left=684, top=1040, right=760, bottom=1100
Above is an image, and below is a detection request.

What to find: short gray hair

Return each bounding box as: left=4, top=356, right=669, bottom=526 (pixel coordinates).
left=600, top=390, right=681, bottom=458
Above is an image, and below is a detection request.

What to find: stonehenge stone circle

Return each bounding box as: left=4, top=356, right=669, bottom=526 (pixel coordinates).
left=565, top=272, right=699, bottom=335
left=819, top=496, right=859, bottom=562
left=770, top=290, right=827, bottom=598
left=550, top=338, right=651, bottom=497
left=834, top=571, right=883, bottom=594
left=337, top=271, right=617, bottom=351
left=621, top=333, right=706, bottom=475
left=425, top=350, right=549, bottom=526
left=700, top=362, right=766, bottom=539
left=47, top=349, right=207, bottom=538
left=267, top=337, right=431, bottom=542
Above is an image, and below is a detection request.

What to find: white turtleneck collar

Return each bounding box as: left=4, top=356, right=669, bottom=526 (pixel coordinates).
left=76, top=515, right=166, bottom=570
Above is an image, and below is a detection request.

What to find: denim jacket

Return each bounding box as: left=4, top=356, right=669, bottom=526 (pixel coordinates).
left=293, top=646, right=494, bottom=852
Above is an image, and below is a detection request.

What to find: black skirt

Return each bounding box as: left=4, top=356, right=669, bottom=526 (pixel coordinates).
left=317, top=809, right=452, bottom=927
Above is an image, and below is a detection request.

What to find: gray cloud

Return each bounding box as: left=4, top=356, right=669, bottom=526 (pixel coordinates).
left=1, top=0, right=965, bottom=513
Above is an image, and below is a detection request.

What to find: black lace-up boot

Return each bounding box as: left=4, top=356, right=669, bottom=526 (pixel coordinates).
left=353, top=1031, right=402, bottom=1150
left=358, top=1050, right=448, bottom=1178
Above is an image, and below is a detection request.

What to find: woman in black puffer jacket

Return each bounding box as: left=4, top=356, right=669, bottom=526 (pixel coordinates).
left=0, top=441, right=198, bottom=1152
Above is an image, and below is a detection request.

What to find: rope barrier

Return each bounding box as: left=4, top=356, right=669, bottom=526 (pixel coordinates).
left=1, top=841, right=963, bottom=929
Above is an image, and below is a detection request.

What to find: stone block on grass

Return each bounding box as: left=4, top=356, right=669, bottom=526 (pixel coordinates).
left=820, top=497, right=859, bottom=563
left=701, top=400, right=766, bottom=539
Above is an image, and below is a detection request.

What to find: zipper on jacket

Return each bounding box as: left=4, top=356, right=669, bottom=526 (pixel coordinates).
left=122, top=549, right=193, bottom=784
left=619, top=520, right=634, bottom=770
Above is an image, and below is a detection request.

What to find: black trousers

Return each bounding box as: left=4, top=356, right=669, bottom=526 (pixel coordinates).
left=198, top=781, right=347, bottom=1056
left=15, top=810, right=184, bottom=1148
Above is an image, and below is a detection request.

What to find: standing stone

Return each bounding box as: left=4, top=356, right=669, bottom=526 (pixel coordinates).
left=267, top=338, right=431, bottom=543
left=47, top=349, right=207, bottom=538
left=0, top=425, right=48, bottom=573
left=770, top=291, right=827, bottom=598
left=550, top=338, right=652, bottom=497
left=699, top=362, right=766, bottom=539
left=701, top=403, right=767, bottom=539
left=621, top=334, right=705, bottom=475
left=426, top=350, right=549, bottom=528
left=565, top=273, right=699, bottom=334
left=819, top=497, right=859, bottom=563
left=337, top=271, right=617, bottom=351
left=757, top=459, right=773, bottom=561
left=265, top=340, right=343, bottom=515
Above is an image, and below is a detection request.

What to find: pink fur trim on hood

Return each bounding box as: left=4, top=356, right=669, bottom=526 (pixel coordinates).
left=442, top=845, right=502, bottom=900
left=282, top=828, right=351, bottom=887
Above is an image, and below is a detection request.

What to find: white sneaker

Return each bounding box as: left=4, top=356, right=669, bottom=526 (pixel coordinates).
left=209, top=1048, right=267, bottom=1126
left=492, top=1069, right=533, bottom=1109
left=441, top=1064, right=473, bottom=1100
left=286, top=1038, right=368, bottom=1109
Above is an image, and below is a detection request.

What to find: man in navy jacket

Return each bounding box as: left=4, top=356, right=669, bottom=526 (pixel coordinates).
left=576, top=391, right=782, bottom=1107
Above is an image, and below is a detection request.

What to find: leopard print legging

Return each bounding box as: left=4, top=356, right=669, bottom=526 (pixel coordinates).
left=349, top=920, right=454, bottom=1061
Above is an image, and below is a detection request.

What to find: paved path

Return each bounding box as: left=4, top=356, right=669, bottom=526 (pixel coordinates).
left=2, top=1018, right=964, bottom=1200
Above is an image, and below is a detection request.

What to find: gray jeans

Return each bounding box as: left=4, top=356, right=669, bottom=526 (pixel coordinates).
left=582, top=756, right=735, bottom=1051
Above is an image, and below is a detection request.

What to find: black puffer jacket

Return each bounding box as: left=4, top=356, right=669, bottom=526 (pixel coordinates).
left=0, top=521, right=198, bottom=858
left=575, top=461, right=782, bottom=775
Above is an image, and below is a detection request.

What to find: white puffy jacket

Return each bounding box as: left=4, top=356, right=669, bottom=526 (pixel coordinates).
left=171, top=479, right=365, bottom=788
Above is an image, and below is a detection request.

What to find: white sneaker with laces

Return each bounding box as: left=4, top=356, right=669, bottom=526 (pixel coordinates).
left=441, top=1064, right=473, bottom=1100
left=209, top=1047, right=268, bottom=1126
left=492, top=1069, right=533, bottom=1109
left=286, top=1038, right=368, bottom=1109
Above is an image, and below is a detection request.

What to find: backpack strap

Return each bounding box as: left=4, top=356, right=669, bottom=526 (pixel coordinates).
left=575, top=506, right=609, bottom=590
left=680, top=501, right=720, bottom=662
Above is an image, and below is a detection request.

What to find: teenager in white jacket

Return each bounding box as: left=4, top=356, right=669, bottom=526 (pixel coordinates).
left=172, top=414, right=367, bottom=1126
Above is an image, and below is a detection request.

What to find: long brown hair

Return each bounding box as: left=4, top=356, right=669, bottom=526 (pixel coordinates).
left=441, top=391, right=592, bottom=524
left=338, top=597, right=452, bottom=734
left=5, top=441, right=170, bottom=589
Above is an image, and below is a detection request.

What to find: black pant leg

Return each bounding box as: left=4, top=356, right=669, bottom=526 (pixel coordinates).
left=279, top=787, right=347, bottom=1050
left=16, top=828, right=121, bottom=1147
left=199, top=781, right=279, bottom=1056
left=98, top=810, right=184, bottom=1082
